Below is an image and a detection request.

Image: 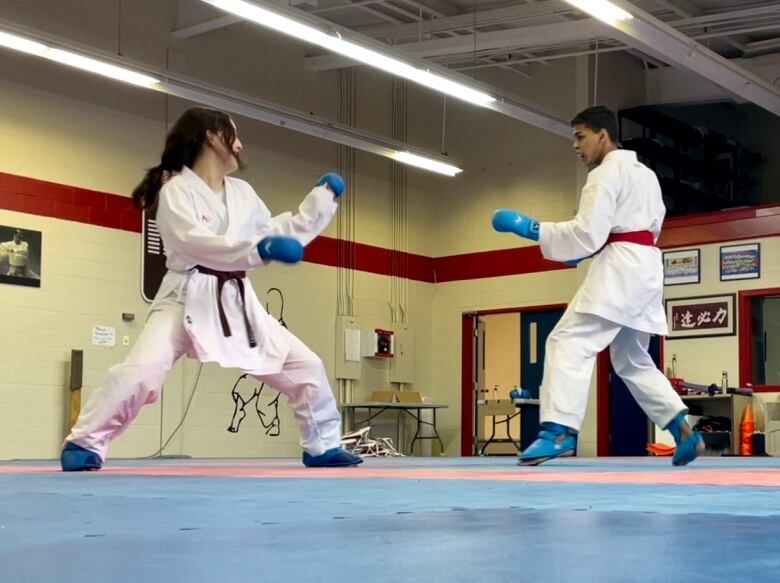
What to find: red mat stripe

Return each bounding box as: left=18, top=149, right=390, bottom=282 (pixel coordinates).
left=2, top=465, right=778, bottom=487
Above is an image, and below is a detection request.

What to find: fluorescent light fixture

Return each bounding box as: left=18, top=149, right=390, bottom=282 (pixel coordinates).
left=0, top=29, right=158, bottom=88
left=201, top=0, right=495, bottom=107
left=47, top=49, right=158, bottom=88
left=0, top=24, right=461, bottom=176
left=0, top=30, right=47, bottom=55
left=393, top=152, right=462, bottom=177
left=564, top=0, right=633, bottom=26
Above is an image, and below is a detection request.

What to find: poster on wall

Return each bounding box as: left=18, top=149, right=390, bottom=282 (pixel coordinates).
left=141, top=208, right=166, bottom=302
left=720, top=243, right=760, bottom=281
left=663, top=248, right=700, bottom=286
left=665, top=294, right=736, bottom=339
left=0, top=225, right=42, bottom=288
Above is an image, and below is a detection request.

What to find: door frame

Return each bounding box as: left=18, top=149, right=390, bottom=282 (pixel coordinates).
left=738, top=286, right=780, bottom=392
left=460, top=303, right=567, bottom=456
left=596, top=336, right=665, bottom=456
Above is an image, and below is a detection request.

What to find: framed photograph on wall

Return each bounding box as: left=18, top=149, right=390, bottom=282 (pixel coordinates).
left=665, top=294, right=736, bottom=339
left=720, top=243, right=760, bottom=281
left=663, top=248, right=700, bottom=286
left=0, top=225, right=42, bottom=288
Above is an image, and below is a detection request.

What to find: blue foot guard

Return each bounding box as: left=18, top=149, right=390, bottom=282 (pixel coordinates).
left=665, top=412, right=705, bottom=466
left=61, top=442, right=103, bottom=472
left=302, top=447, right=363, bottom=468
left=518, top=422, right=576, bottom=466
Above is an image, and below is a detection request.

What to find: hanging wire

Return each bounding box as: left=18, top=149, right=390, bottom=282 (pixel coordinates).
left=146, top=362, right=203, bottom=459
left=116, top=0, right=123, bottom=56
left=337, top=67, right=357, bottom=317
left=592, top=39, right=600, bottom=105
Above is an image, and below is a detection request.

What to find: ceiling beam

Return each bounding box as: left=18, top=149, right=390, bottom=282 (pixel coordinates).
left=598, top=0, right=780, bottom=116
left=397, top=0, right=457, bottom=18
left=305, top=19, right=610, bottom=70
left=200, top=0, right=571, bottom=136
left=171, top=15, right=241, bottom=39
left=354, top=0, right=569, bottom=40
left=651, top=0, right=700, bottom=19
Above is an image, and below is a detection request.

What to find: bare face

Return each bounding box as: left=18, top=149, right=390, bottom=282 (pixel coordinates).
left=572, top=123, right=611, bottom=168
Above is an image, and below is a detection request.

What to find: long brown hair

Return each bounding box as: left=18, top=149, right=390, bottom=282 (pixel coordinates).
left=131, top=107, right=238, bottom=210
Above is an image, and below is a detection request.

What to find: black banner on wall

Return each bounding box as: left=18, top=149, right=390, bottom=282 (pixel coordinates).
left=141, top=208, right=166, bottom=303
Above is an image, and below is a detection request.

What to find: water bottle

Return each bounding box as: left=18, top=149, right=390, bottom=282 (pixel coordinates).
left=721, top=371, right=729, bottom=394
left=493, top=385, right=499, bottom=400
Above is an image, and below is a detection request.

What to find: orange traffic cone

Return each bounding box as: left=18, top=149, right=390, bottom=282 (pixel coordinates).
left=740, top=403, right=755, bottom=456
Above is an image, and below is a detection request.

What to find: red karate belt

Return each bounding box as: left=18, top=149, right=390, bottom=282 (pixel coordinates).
left=604, top=231, right=656, bottom=247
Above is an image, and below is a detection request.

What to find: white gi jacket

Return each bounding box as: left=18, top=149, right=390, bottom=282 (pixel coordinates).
left=153, top=166, right=338, bottom=374
left=0, top=240, right=29, bottom=267
left=538, top=150, right=668, bottom=335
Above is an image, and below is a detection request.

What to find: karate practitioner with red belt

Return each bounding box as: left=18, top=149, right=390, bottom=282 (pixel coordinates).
left=492, top=105, right=703, bottom=466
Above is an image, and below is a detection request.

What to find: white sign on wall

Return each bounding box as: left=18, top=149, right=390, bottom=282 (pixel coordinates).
left=92, top=325, right=116, bottom=347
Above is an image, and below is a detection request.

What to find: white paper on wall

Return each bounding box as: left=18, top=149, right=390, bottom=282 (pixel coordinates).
left=345, top=329, right=361, bottom=362
left=92, top=325, right=116, bottom=347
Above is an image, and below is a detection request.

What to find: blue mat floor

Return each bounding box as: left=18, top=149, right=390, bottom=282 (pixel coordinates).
left=1, top=456, right=778, bottom=582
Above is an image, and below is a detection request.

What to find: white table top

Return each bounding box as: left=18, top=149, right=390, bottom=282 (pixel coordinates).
left=512, top=398, right=540, bottom=405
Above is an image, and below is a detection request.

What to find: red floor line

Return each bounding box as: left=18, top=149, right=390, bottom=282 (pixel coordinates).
left=3, top=465, right=778, bottom=487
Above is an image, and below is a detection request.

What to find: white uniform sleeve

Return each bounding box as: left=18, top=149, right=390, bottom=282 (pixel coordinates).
left=537, top=168, right=618, bottom=261
left=156, top=181, right=265, bottom=272
left=260, top=186, right=339, bottom=246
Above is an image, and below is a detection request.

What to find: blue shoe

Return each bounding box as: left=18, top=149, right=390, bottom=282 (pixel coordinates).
left=302, top=447, right=363, bottom=468
left=665, top=412, right=704, bottom=466
left=61, top=442, right=103, bottom=472
left=518, top=422, right=576, bottom=466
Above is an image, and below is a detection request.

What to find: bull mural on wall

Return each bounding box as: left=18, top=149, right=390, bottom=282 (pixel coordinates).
left=226, top=288, right=286, bottom=436
left=227, top=374, right=281, bottom=435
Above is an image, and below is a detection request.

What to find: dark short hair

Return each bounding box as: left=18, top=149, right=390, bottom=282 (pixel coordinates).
left=571, top=105, right=618, bottom=142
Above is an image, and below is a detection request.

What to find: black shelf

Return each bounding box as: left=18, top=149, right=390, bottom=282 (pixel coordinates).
left=619, top=106, right=762, bottom=217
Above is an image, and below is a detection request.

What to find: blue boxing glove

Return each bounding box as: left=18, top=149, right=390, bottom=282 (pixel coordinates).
left=491, top=208, right=540, bottom=241
left=257, top=236, right=304, bottom=264
left=315, top=172, right=345, bottom=198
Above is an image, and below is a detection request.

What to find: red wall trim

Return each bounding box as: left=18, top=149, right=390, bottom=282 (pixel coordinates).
left=434, top=246, right=570, bottom=283
left=3, top=171, right=780, bottom=283
left=305, top=237, right=436, bottom=283
left=658, top=205, right=780, bottom=249
left=461, top=314, right=474, bottom=456
left=0, top=171, right=141, bottom=233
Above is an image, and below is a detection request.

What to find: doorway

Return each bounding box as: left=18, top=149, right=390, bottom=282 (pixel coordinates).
left=739, top=287, right=780, bottom=392
left=461, top=304, right=565, bottom=456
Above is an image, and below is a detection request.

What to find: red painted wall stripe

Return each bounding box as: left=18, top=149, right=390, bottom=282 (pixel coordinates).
left=2, top=171, right=780, bottom=283
left=0, top=171, right=142, bottom=233
left=658, top=205, right=780, bottom=249
left=306, top=237, right=436, bottom=283
left=434, top=246, right=570, bottom=283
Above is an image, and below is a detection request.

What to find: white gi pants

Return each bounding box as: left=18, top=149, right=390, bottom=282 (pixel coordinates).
left=66, top=298, right=342, bottom=460
left=540, top=308, right=686, bottom=432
